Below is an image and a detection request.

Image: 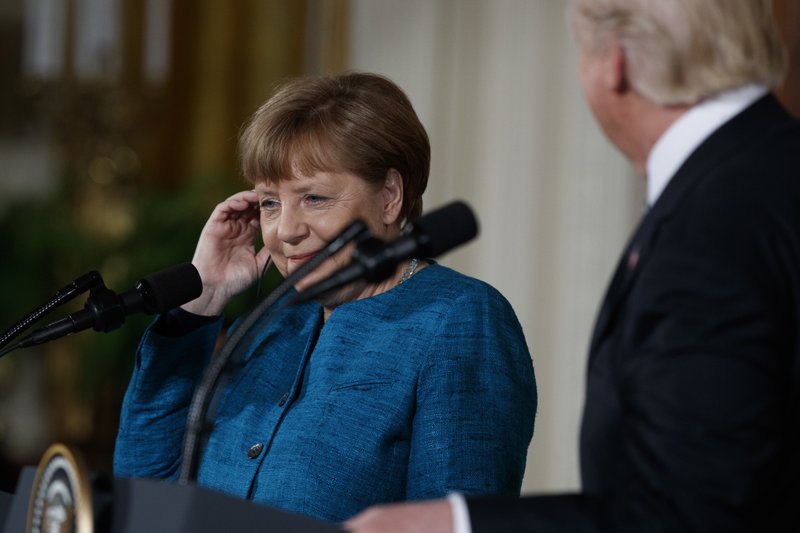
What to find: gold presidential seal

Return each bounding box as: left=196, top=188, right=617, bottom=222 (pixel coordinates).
left=26, top=444, right=93, bottom=533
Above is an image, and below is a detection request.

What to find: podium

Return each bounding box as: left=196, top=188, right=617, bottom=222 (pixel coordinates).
left=1, top=445, right=342, bottom=533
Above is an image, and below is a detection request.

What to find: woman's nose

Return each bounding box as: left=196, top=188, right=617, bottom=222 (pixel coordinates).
left=276, top=207, right=309, bottom=244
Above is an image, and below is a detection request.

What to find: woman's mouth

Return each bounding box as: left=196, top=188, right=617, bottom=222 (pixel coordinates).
left=288, top=252, right=317, bottom=267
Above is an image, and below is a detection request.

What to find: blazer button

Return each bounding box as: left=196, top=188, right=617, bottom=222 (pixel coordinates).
left=247, top=443, right=263, bottom=459
left=278, top=392, right=290, bottom=407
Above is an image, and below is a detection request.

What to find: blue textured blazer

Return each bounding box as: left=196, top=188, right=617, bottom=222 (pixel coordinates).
left=114, top=264, right=537, bottom=522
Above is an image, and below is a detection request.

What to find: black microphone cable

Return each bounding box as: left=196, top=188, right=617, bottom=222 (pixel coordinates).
left=178, top=219, right=370, bottom=484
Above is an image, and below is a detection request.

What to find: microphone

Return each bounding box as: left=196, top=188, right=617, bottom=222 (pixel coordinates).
left=12, top=263, right=202, bottom=350
left=291, top=200, right=478, bottom=304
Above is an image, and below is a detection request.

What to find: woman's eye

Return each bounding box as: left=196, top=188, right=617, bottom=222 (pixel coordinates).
left=260, top=198, right=280, bottom=211
left=305, top=195, right=326, bottom=205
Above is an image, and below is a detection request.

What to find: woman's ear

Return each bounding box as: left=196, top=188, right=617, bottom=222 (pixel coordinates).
left=381, top=169, right=404, bottom=225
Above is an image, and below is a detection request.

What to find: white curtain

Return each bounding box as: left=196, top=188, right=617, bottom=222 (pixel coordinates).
left=346, top=0, right=645, bottom=493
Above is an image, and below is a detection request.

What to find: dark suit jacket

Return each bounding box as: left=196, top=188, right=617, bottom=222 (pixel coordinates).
left=468, top=94, right=800, bottom=532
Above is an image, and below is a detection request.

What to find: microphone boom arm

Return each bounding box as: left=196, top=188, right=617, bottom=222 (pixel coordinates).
left=0, top=271, right=103, bottom=350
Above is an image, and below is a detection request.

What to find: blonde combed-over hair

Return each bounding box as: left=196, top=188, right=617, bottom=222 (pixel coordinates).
left=570, top=0, right=788, bottom=105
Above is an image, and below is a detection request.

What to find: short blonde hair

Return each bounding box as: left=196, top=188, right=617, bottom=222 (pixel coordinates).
left=570, top=0, right=788, bottom=105
left=239, top=72, right=430, bottom=224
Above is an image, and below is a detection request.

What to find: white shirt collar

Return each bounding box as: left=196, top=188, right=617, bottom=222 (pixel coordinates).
left=646, top=84, right=768, bottom=207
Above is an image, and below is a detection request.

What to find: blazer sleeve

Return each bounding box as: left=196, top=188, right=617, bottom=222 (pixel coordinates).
left=113, top=315, right=222, bottom=479
left=467, top=493, right=604, bottom=533
left=405, top=284, right=537, bottom=499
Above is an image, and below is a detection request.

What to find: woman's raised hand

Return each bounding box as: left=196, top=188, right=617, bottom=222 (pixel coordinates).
left=182, top=190, right=271, bottom=316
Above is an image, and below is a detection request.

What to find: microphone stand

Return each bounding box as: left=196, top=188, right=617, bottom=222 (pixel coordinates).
left=0, top=271, right=104, bottom=357
left=178, top=220, right=369, bottom=484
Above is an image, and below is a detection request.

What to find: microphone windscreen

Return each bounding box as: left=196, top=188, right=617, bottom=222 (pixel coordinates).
left=413, top=201, right=479, bottom=258
left=138, top=262, right=203, bottom=313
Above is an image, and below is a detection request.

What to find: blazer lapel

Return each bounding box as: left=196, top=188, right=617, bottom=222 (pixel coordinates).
left=588, top=210, right=657, bottom=355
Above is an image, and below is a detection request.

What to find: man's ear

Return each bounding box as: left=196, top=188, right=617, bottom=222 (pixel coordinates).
left=605, top=43, right=630, bottom=93
left=381, top=169, right=404, bottom=225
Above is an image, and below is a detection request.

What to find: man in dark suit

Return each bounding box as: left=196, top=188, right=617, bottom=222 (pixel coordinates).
left=345, top=0, right=800, bottom=531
